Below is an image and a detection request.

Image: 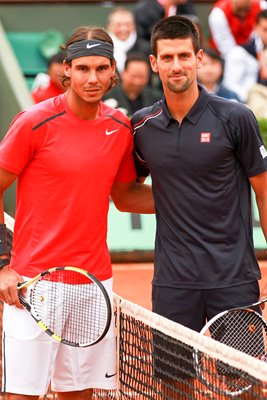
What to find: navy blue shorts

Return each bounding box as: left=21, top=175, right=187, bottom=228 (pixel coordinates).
left=152, top=281, right=260, bottom=331
left=152, top=282, right=260, bottom=380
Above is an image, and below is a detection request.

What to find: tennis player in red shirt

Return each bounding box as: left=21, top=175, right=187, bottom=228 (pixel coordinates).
left=0, top=26, right=154, bottom=400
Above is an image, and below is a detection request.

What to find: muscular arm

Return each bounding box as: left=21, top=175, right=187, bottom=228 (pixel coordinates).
left=111, top=180, right=155, bottom=214
left=0, top=167, right=23, bottom=307
left=0, top=167, right=17, bottom=223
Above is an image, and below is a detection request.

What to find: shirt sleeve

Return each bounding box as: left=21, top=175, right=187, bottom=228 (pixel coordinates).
left=131, top=113, right=151, bottom=178
left=208, top=8, right=237, bottom=57
left=0, top=112, right=36, bottom=174
left=234, top=106, right=267, bottom=177
left=114, top=132, right=137, bottom=183
left=133, top=149, right=150, bottom=178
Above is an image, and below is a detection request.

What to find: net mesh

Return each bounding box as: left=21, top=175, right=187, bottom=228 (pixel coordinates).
left=112, top=296, right=267, bottom=399
left=3, top=212, right=267, bottom=399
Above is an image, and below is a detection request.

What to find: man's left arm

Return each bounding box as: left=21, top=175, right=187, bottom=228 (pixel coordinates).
left=249, top=171, right=267, bottom=241
left=111, top=180, right=155, bottom=214
left=250, top=171, right=267, bottom=299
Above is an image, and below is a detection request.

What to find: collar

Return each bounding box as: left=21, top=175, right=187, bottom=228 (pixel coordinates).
left=161, top=85, right=210, bottom=127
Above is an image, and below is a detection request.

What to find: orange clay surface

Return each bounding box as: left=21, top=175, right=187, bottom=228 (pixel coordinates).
left=112, top=261, right=267, bottom=319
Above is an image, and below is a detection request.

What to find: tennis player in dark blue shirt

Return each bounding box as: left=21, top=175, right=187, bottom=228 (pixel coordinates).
left=132, top=15, right=267, bottom=396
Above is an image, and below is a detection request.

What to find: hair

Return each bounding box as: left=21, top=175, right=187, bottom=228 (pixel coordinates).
left=202, top=47, right=224, bottom=81
left=151, top=16, right=200, bottom=57
left=124, top=52, right=150, bottom=70
left=203, top=48, right=223, bottom=65
left=61, top=25, right=119, bottom=88
left=48, top=51, right=66, bottom=68
left=256, top=9, right=267, bottom=24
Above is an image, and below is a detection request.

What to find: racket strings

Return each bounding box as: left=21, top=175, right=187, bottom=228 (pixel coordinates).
left=199, top=309, right=267, bottom=395
left=30, top=269, right=109, bottom=346
left=209, top=310, right=267, bottom=357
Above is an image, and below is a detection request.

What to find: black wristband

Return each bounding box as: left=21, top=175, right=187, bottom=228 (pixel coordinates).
left=0, top=224, right=8, bottom=256
left=0, top=258, right=10, bottom=270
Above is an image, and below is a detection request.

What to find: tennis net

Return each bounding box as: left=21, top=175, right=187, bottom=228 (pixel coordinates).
left=4, top=212, right=267, bottom=399
left=97, top=295, right=267, bottom=400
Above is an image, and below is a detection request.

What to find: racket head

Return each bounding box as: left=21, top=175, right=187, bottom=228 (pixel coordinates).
left=18, top=266, right=112, bottom=347
left=194, top=308, right=267, bottom=396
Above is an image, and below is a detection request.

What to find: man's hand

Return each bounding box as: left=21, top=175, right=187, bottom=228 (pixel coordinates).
left=0, top=267, right=24, bottom=308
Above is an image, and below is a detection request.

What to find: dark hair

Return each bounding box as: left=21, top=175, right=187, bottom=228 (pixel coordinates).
left=61, top=25, right=119, bottom=88
left=124, top=52, right=150, bottom=70
left=151, top=16, right=200, bottom=56
left=202, top=47, right=224, bottom=81
left=48, top=51, right=66, bottom=68
left=203, top=48, right=223, bottom=66
left=256, top=9, right=267, bottom=24
left=62, top=25, right=114, bottom=52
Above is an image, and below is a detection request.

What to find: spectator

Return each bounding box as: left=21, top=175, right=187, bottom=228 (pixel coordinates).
left=106, top=7, right=150, bottom=74
left=32, top=52, right=66, bottom=103
left=133, top=0, right=197, bottom=45
left=223, top=9, right=267, bottom=102
left=197, top=48, right=241, bottom=101
left=103, top=53, right=162, bottom=117
left=208, top=0, right=266, bottom=58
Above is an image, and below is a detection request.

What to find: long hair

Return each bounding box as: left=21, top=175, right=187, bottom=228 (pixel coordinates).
left=61, top=25, right=119, bottom=89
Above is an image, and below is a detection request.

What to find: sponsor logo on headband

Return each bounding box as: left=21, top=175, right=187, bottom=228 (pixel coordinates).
left=86, top=43, right=101, bottom=50
left=66, top=39, right=114, bottom=61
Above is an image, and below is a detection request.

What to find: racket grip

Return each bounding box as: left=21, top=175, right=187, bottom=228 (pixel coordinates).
left=18, top=292, right=31, bottom=311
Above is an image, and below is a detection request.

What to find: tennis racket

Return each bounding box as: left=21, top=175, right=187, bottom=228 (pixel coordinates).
left=18, top=266, right=112, bottom=347
left=194, top=298, right=267, bottom=396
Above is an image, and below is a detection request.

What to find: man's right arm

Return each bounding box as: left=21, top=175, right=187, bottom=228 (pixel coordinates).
left=0, top=167, right=17, bottom=223
left=0, top=167, right=23, bottom=307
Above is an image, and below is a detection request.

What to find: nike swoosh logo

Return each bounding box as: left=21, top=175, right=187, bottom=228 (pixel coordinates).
left=105, top=372, right=117, bottom=378
left=105, top=129, right=119, bottom=136
left=86, top=43, right=101, bottom=49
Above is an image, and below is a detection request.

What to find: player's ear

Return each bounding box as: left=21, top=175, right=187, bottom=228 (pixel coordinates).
left=150, top=54, right=158, bottom=74
left=196, top=49, right=204, bottom=70
left=63, top=60, right=71, bottom=77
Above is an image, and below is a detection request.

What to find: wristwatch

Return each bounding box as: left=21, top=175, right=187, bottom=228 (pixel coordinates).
left=0, top=259, right=10, bottom=270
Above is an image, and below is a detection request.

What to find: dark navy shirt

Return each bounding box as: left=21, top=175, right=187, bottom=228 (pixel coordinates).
left=132, top=86, right=267, bottom=289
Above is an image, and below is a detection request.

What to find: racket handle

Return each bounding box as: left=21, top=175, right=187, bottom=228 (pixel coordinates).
left=18, top=292, right=31, bottom=312
left=17, top=281, right=27, bottom=288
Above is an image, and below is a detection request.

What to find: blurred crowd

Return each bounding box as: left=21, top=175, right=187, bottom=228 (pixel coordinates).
left=31, top=0, right=267, bottom=119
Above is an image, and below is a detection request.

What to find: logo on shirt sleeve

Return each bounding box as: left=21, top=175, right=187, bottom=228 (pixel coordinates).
left=200, top=132, right=211, bottom=143
left=260, top=145, right=267, bottom=159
